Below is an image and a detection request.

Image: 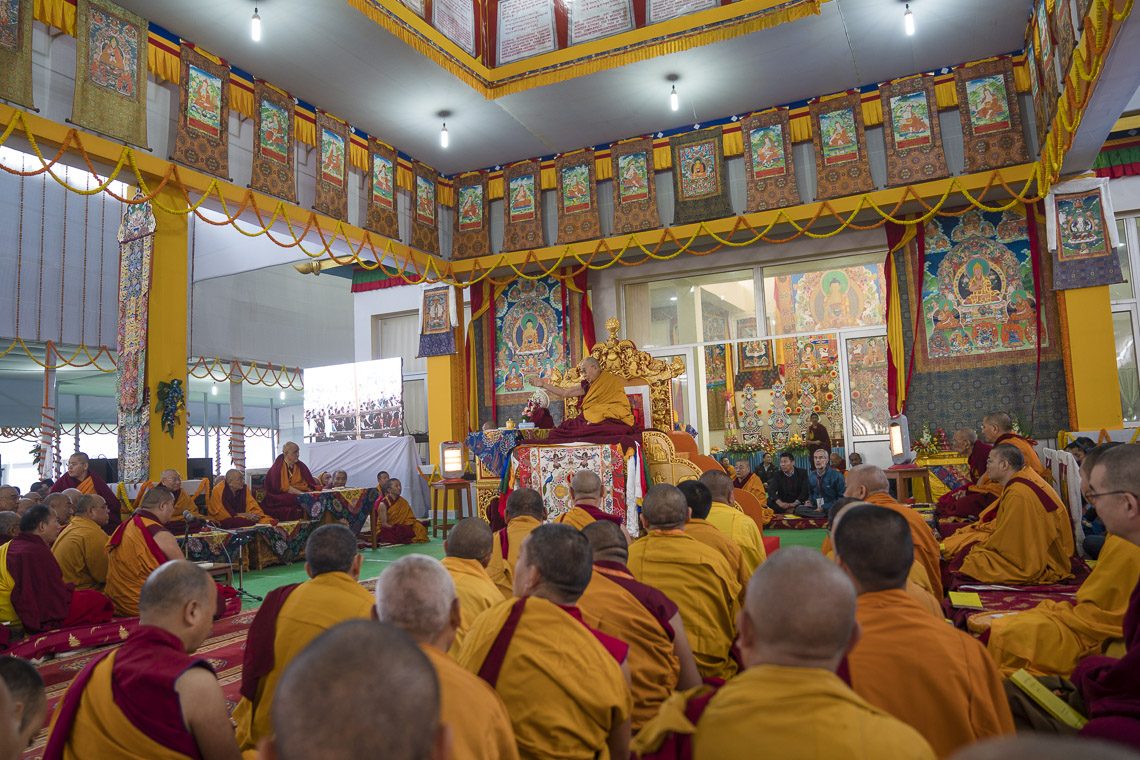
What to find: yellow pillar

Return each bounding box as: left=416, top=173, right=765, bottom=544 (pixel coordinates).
left=426, top=287, right=468, bottom=468
left=1060, top=286, right=1123, bottom=432
left=146, top=185, right=189, bottom=478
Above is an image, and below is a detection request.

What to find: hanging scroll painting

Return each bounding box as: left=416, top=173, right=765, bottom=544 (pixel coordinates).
left=556, top=150, right=601, bottom=244
left=72, top=0, right=149, bottom=148
left=880, top=76, right=947, bottom=187
left=742, top=109, right=800, bottom=212
left=955, top=58, right=1029, bottom=173
left=171, top=46, right=229, bottom=178
left=810, top=93, right=874, bottom=200
left=502, top=160, right=544, bottom=252
left=418, top=285, right=457, bottom=357
left=1051, top=0, right=1076, bottom=84
left=0, top=0, right=34, bottom=108
left=313, top=112, right=349, bottom=221
left=494, top=277, right=569, bottom=406
left=1026, top=37, right=1047, bottom=151
left=251, top=81, right=297, bottom=202
left=670, top=127, right=734, bottom=225
left=1035, top=0, right=1055, bottom=85
left=453, top=172, right=491, bottom=259
left=1046, top=177, right=1124, bottom=290
left=611, top=138, right=660, bottom=234
left=412, top=162, right=440, bottom=255
left=365, top=140, right=400, bottom=239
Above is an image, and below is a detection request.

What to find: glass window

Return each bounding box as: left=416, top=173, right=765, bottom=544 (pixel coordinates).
left=624, top=269, right=755, bottom=349
left=763, top=252, right=886, bottom=335
left=1110, top=219, right=1133, bottom=301
left=1114, top=310, right=1140, bottom=423
left=846, top=336, right=889, bottom=436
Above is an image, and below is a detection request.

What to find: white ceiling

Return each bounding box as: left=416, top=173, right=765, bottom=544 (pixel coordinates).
left=115, top=0, right=1034, bottom=175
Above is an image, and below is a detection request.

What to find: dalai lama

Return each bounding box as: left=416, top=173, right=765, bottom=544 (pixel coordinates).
left=536, top=357, right=636, bottom=444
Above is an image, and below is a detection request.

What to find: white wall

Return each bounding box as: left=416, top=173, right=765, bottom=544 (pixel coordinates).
left=352, top=285, right=423, bottom=362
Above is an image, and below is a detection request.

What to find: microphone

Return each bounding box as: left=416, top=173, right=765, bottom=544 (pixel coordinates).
left=182, top=511, right=193, bottom=543
left=183, top=510, right=195, bottom=522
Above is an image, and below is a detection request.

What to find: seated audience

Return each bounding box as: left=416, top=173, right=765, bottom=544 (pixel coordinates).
left=441, top=517, right=501, bottom=656
left=262, top=441, right=320, bottom=521
left=833, top=503, right=1014, bottom=757
left=849, top=452, right=864, bottom=467
left=808, top=448, right=846, bottom=514
left=579, top=520, right=701, bottom=730
left=0, top=655, right=46, bottom=754
left=44, top=492, right=72, bottom=527
left=767, top=451, right=809, bottom=514
left=0, top=488, right=16, bottom=513
left=555, top=470, right=623, bottom=530
left=981, top=412, right=1049, bottom=479
left=937, top=429, right=998, bottom=519
left=13, top=500, right=33, bottom=517
left=50, top=452, right=119, bottom=534
left=375, top=470, right=390, bottom=492
left=233, top=524, right=374, bottom=751
left=52, top=494, right=111, bottom=590
left=679, top=481, right=751, bottom=596
left=628, top=483, right=740, bottom=680
left=756, top=452, right=780, bottom=484
left=207, top=469, right=275, bottom=528
left=374, top=479, right=427, bottom=545
left=318, top=472, right=334, bottom=490
left=699, top=470, right=766, bottom=572
left=457, top=524, right=632, bottom=759
left=266, top=621, right=446, bottom=760
left=736, top=460, right=768, bottom=504
left=830, top=451, right=847, bottom=473
left=486, top=487, right=546, bottom=598
left=0, top=514, right=17, bottom=546
left=538, top=356, right=636, bottom=444
left=105, top=486, right=185, bottom=617
left=376, top=556, right=518, bottom=760
left=331, top=470, right=348, bottom=488
left=1064, top=436, right=1097, bottom=466
left=159, top=470, right=200, bottom=518
left=44, top=561, right=241, bottom=759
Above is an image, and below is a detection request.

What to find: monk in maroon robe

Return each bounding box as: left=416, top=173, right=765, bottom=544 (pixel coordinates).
left=50, top=452, right=120, bottom=534
left=937, top=429, right=997, bottom=519
left=262, top=442, right=320, bottom=521
left=536, top=357, right=638, bottom=446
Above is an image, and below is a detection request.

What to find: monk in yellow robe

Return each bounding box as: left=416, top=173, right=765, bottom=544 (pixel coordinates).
left=981, top=411, right=1049, bottom=479
left=104, top=486, right=186, bottom=617
left=158, top=470, right=202, bottom=521
left=627, top=484, right=741, bottom=680
left=457, top=524, right=632, bottom=759
left=207, top=469, right=275, bottom=528
left=679, top=481, right=751, bottom=598
left=262, top=441, right=320, bottom=521
left=232, top=524, right=375, bottom=751
left=580, top=520, right=701, bottom=730
left=44, top=560, right=243, bottom=760
left=833, top=503, right=1014, bottom=757
left=376, top=555, right=519, bottom=760
left=632, top=548, right=936, bottom=760
left=555, top=470, right=625, bottom=531
left=52, top=494, right=111, bottom=590
left=945, top=444, right=1074, bottom=586
left=699, top=470, right=766, bottom=572
left=540, top=356, right=637, bottom=443
left=486, top=488, right=545, bottom=597
left=374, top=478, right=428, bottom=544
left=442, top=517, right=504, bottom=656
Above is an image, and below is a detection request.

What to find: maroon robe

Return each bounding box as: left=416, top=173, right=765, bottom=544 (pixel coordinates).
left=807, top=422, right=831, bottom=455
left=239, top=583, right=300, bottom=701
left=6, top=533, right=112, bottom=632
left=936, top=442, right=997, bottom=519
left=262, top=454, right=319, bottom=521
left=217, top=486, right=259, bottom=529
left=1072, top=578, right=1140, bottom=750
left=574, top=503, right=624, bottom=526
left=593, top=560, right=677, bottom=638
left=51, top=473, right=121, bottom=534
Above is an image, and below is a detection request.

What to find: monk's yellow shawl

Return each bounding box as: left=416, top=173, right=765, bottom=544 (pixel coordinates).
left=441, top=556, right=503, bottom=657
left=582, top=371, right=634, bottom=426
left=421, top=644, right=519, bottom=760
left=486, top=516, right=541, bottom=598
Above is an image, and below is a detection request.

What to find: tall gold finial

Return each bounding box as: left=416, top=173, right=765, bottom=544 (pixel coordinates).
left=605, top=317, right=621, bottom=340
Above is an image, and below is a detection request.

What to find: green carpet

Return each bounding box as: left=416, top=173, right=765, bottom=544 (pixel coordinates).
left=770, top=528, right=828, bottom=551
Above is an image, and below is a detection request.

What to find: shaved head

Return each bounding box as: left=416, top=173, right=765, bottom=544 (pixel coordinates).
left=1080, top=441, right=1123, bottom=479
left=982, top=412, right=1013, bottom=432
left=0, top=655, right=45, bottom=745
left=140, top=485, right=175, bottom=511
left=833, top=504, right=913, bottom=592
left=44, top=492, right=70, bottom=516
left=444, top=517, right=493, bottom=562
left=582, top=519, right=628, bottom=562
left=678, top=480, right=713, bottom=520
left=641, top=483, right=689, bottom=530
left=139, top=560, right=214, bottom=617
left=953, top=429, right=977, bottom=444
left=516, top=523, right=593, bottom=603
left=844, top=465, right=889, bottom=497
left=990, top=443, right=1024, bottom=471
left=272, top=621, right=441, bottom=760
left=698, top=470, right=734, bottom=504
left=73, top=494, right=101, bottom=516
left=505, top=487, right=546, bottom=521
left=375, top=555, right=456, bottom=643
left=305, top=524, right=359, bottom=576
left=1090, top=443, right=1138, bottom=493
left=570, top=470, right=603, bottom=499
left=0, top=513, right=19, bottom=536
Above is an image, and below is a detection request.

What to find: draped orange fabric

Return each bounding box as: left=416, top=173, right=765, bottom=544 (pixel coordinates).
left=706, top=502, right=766, bottom=572
left=994, top=433, right=1049, bottom=479
left=52, top=516, right=109, bottom=590
left=206, top=482, right=272, bottom=524
left=381, top=496, right=428, bottom=543
left=421, top=645, right=519, bottom=760
left=581, top=371, right=634, bottom=426
left=441, top=556, right=502, bottom=657
left=75, top=477, right=96, bottom=495
left=486, top=515, right=541, bottom=598
left=685, top=519, right=750, bottom=601
left=104, top=515, right=169, bottom=617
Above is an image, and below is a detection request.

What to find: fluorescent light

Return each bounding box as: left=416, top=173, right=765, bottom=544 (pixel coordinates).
left=669, top=296, right=678, bottom=302
left=669, top=85, right=679, bottom=112
left=251, top=7, right=261, bottom=41
left=211, top=385, right=218, bottom=396
left=440, top=122, right=449, bottom=148
left=904, top=4, right=914, bottom=36
left=278, top=390, right=286, bottom=401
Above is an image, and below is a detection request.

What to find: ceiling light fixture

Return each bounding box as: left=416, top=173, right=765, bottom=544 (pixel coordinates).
left=211, top=385, right=218, bottom=396
left=279, top=390, right=286, bottom=401
left=251, top=7, right=262, bottom=41
left=440, top=122, right=449, bottom=148
left=669, top=84, right=679, bottom=112
left=903, top=4, right=914, bottom=36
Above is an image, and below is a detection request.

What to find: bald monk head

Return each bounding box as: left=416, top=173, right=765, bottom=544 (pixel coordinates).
left=842, top=464, right=890, bottom=501
left=505, top=487, right=546, bottom=522
left=698, top=470, right=734, bottom=505
left=980, top=412, right=1014, bottom=443
left=579, top=356, right=602, bottom=383
left=61, top=488, right=82, bottom=507
left=223, top=469, right=245, bottom=492
left=514, top=523, right=593, bottom=604
left=444, top=517, right=493, bottom=568
left=0, top=486, right=17, bottom=512
left=376, top=555, right=460, bottom=651
left=139, top=485, right=177, bottom=524
left=950, top=735, right=1140, bottom=760
left=305, top=524, right=363, bottom=580
left=582, top=519, right=629, bottom=564
left=73, top=494, right=110, bottom=527
left=984, top=443, right=1025, bottom=487
left=282, top=441, right=301, bottom=465
left=14, top=500, right=34, bottom=517
left=832, top=503, right=913, bottom=594
left=641, top=483, right=690, bottom=531
left=44, top=492, right=72, bottom=524
left=0, top=656, right=45, bottom=752
left=159, top=469, right=183, bottom=493
left=739, top=546, right=858, bottom=672
left=951, top=428, right=978, bottom=456
left=64, top=452, right=90, bottom=481
left=267, top=620, right=445, bottom=760
left=678, top=480, right=713, bottom=520
left=1080, top=441, right=1123, bottom=483
left=138, top=560, right=218, bottom=652
left=1089, top=444, right=1140, bottom=546
left=0, top=513, right=18, bottom=540
left=570, top=470, right=603, bottom=505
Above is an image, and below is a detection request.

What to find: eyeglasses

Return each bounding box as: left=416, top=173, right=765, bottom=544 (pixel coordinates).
left=1084, top=490, right=1133, bottom=505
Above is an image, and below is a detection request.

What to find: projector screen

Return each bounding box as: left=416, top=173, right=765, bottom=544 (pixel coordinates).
left=303, top=358, right=404, bottom=442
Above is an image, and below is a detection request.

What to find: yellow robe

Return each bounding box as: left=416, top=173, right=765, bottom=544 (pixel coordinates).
left=706, top=501, right=766, bottom=572
left=206, top=482, right=273, bottom=524
left=382, top=496, right=428, bottom=543
left=105, top=514, right=169, bottom=617
left=486, top=515, right=542, bottom=598
left=685, top=518, right=750, bottom=600
left=441, top=556, right=502, bottom=657
left=848, top=590, right=1014, bottom=758
left=556, top=506, right=600, bottom=530
left=996, top=433, right=1049, bottom=480
left=954, top=468, right=1074, bottom=585
left=421, top=644, right=519, bottom=760
left=52, top=516, right=109, bottom=590
left=627, top=530, right=740, bottom=680
left=986, top=534, right=1140, bottom=676
left=741, top=473, right=768, bottom=504
left=457, top=596, right=632, bottom=759
left=582, top=370, right=634, bottom=426
left=232, top=571, right=376, bottom=750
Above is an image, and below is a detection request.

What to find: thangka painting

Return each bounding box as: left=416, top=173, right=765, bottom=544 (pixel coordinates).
left=955, top=58, right=1028, bottom=173
left=172, top=47, right=229, bottom=178
left=742, top=109, right=800, bottom=212
left=418, top=286, right=456, bottom=357
left=908, top=207, right=1057, bottom=371
left=1047, top=178, right=1124, bottom=290
left=768, top=261, right=886, bottom=334
left=452, top=172, right=490, bottom=259
left=1026, top=37, right=1047, bottom=150
left=502, top=160, right=544, bottom=252
left=411, top=162, right=440, bottom=255
left=1035, top=0, right=1054, bottom=80
left=670, top=128, right=734, bottom=225
left=493, top=277, right=569, bottom=406
left=556, top=150, right=601, bottom=244
left=250, top=81, right=297, bottom=203
left=116, top=193, right=156, bottom=481
left=810, top=93, right=874, bottom=200
left=611, top=138, right=660, bottom=234
left=1051, top=0, right=1076, bottom=84
left=365, top=140, right=399, bottom=239
left=72, top=0, right=148, bottom=148
left=0, top=0, right=34, bottom=109
left=704, top=343, right=729, bottom=430
left=313, top=112, right=349, bottom=221
left=880, top=76, right=948, bottom=187
left=846, top=336, right=889, bottom=436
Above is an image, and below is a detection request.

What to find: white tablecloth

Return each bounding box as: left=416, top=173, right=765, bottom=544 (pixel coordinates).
left=302, top=436, right=429, bottom=517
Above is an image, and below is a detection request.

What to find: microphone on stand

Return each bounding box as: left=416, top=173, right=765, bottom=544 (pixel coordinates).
left=182, top=510, right=194, bottom=543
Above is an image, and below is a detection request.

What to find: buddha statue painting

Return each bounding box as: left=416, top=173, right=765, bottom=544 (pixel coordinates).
left=818, top=272, right=854, bottom=328
left=516, top=315, right=544, bottom=354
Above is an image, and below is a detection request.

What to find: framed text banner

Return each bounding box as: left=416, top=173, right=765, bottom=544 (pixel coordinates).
left=810, top=92, right=874, bottom=201
left=313, top=111, right=350, bottom=221
left=670, top=127, right=734, bottom=225
left=0, top=0, right=34, bottom=108
left=879, top=75, right=948, bottom=188
left=171, top=46, right=230, bottom=179
left=453, top=171, right=491, bottom=259
left=502, top=160, right=544, bottom=252
left=250, top=81, right=297, bottom=203
left=366, top=140, right=400, bottom=239
left=556, top=149, right=601, bottom=244
left=72, top=0, right=150, bottom=148
left=955, top=57, right=1029, bottom=174
left=742, top=108, right=800, bottom=212
left=412, top=161, right=440, bottom=255
left=611, top=138, right=660, bottom=234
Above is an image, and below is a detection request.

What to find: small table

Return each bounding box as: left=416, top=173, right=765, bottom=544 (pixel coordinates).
left=885, top=466, right=933, bottom=503
left=196, top=562, right=236, bottom=587
left=431, top=480, right=473, bottom=538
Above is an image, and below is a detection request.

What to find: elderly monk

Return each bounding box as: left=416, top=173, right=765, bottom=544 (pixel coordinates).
left=944, top=444, right=1074, bottom=586
left=233, top=524, right=374, bottom=751
left=377, top=556, right=518, bottom=760
left=207, top=469, right=274, bottom=528
left=44, top=561, right=241, bottom=759
left=44, top=492, right=72, bottom=527
left=441, top=517, right=502, bottom=656
left=0, top=505, right=112, bottom=634
left=265, top=621, right=446, bottom=760
left=458, top=524, right=632, bottom=759
left=628, top=483, right=741, bottom=680
left=823, top=464, right=944, bottom=601
left=937, top=428, right=999, bottom=520
left=158, top=470, right=201, bottom=520
left=981, top=412, right=1048, bottom=478
left=375, top=479, right=428, bottom=545
left=633, top=548, right=936, bottom=759
left=539, top=356, right=636, bottom=444
left=987, top=443, right=1140, bottom=677
left=0, top=656, right=46, bottom=755
left=486, top=487, right=546, bottom=597
left=556, top=470, right=623, bottom=530
left=699, top=470, right=766, bottom=572
left=0, top=514, right=18, bottom=546
left=51, top=494, right=111, bottom=590
left=579, top=520, right=701, bottom=730
left=679, top=481, right=750, bottom=598
left=105, top=486, right=186, bottom=617
left=834, top=503, right=1013, bottom=757
left=50, top=452, right=119, bottom=534
left=263, top=441, right=320, bottom=521
left=0, top=487, right=17, bottom=513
